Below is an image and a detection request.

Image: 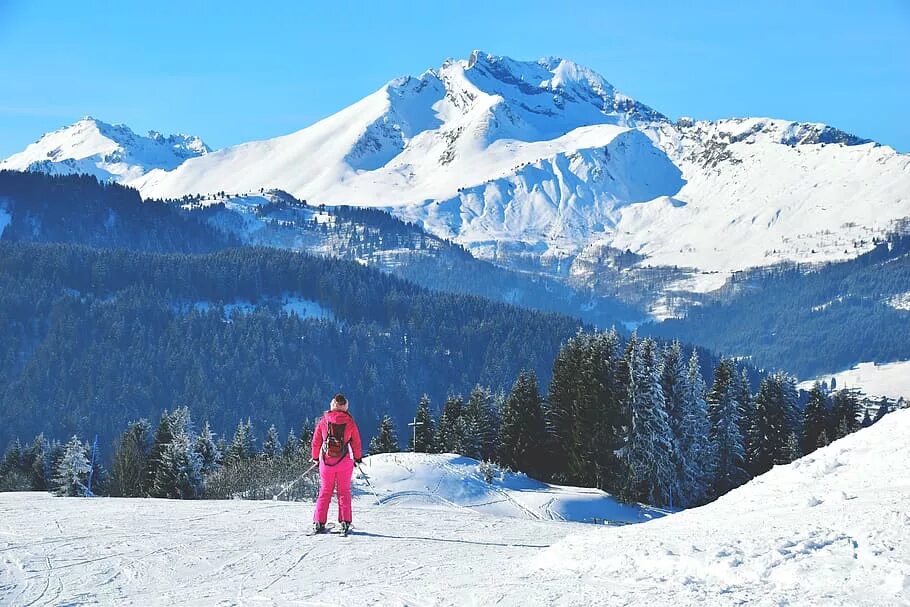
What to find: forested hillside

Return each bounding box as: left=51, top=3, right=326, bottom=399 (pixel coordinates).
left=0, top=171, right=235, bottom=252
left=0, top=241, right=583, bottom=449
left=648, top=231, right=910, bottom=377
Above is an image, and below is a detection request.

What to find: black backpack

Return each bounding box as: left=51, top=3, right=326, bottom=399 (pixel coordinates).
left=322, top=422, right=348, bottom=459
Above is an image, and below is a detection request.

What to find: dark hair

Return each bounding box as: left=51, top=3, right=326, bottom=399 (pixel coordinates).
left=333, top=393, right=347, bottom=406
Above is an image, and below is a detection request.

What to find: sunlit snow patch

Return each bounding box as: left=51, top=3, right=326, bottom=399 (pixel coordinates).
left=354, top=452, right=667, bottom=524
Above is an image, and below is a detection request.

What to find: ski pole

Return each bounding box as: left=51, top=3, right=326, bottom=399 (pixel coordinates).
left=273, top=460, right=319, bottom=501
left=356, top=463, right=382, bottom=504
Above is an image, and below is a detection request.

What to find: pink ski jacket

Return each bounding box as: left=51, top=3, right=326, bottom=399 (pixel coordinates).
left=311, top=410, right=363, bottom=465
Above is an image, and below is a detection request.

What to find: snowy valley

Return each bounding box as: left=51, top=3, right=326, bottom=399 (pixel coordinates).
left=2, top=410, right=908, bottom=606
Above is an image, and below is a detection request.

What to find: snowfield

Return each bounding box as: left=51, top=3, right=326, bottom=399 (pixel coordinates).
left=799, top=361, right=910, bottom=401
left=3, top=413, right=909, bottom=606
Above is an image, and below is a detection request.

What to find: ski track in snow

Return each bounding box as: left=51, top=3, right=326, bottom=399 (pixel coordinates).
left=3, top=414, right=910, bottom=605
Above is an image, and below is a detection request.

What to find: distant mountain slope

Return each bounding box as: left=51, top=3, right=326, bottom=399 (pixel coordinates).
left=643, top=231, right=910, bottom=376
left=0, top=117, right=209, bottom=182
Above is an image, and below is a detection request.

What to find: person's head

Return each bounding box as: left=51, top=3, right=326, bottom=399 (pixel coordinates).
left=330, top=393, right=348, bottom=412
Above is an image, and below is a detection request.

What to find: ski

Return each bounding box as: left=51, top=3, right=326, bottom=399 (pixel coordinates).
left=306, top=522, right=335, bottom=536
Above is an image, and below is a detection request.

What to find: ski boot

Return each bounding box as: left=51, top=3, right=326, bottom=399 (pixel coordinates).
left=340, top=521, right=351, bottom=536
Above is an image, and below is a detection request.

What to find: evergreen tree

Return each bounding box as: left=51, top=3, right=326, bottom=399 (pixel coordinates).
left=53, top=435, right=91, bottom=497
left=0, top=439, right=22, bottom=482
left=435, top=395, right=465, bottom=454
left=830, top=390, right=862, bottom=437
left=154, top=433, right=203, bottom=499
left=677, top=348, right=714, bottom=506
left=111, top=420, right=151, bottom=497
left=262, top=424, right=281, bottom=459
left=802, top=383, right=829, bottom=455
left=145, top=411, right=173, bottom=495
left=462, top=385, right=497, bottom=461
left=412, top=395, right=435, bottom=453
left=368, top=415, right=400, bottom=454
left=873, top=397, right=891, bottom=423
left=748, top=372, right=799, bottom=475
left=225, top=419, right=255, bottom=466
left=621, top=338, right=678, bottom=507
left=283, top=429, right=299, bottom=459
left=547, top=329, right=624, bottom=489
left=24, top=434, right=48, bottom=491
left=860, top=409, right=873, bottom=428
left=152, top=408, right=202, bottom=498
left=735, top=367, right=756, bottom=470
left=195, top=421, right=221, bottom=473
left=661, top=341, right=686, bottom=434
left=499, top=370, right=548, bottom=478
left=707, top=358, right=749, bottom=496
left=816, top=429, right=830, bottom=449
left=299, top=418, right=314, bottom=454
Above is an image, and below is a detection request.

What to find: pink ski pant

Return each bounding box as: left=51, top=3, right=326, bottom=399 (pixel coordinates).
left=313, top=456, right=354, bottom=523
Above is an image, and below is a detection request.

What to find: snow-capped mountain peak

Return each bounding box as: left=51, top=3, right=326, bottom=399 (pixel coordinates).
left=0, top=116, right=210, bottom=182
left=5, top=52, right=908, bottom=313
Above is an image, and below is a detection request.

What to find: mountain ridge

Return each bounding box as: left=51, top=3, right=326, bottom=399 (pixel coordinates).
left=3, top=52, right=908, bottom=314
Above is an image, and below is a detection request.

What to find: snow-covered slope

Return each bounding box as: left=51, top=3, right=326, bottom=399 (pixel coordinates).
left=592, top=118, right=910, bottom=293
left=799, top=360, right=910, bottom=401
left=0, top=116, right=209, bottom=182
left=3, top=413, right=908, bottom=605
left=537, top=408, right=910, bottom=605
left=359, top=452, right=666, bottom=524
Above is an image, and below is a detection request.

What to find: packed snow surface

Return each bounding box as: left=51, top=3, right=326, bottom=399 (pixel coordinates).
left=3, top=416, right=909, bottom=606
left=800, top=360, right=910, bottom=401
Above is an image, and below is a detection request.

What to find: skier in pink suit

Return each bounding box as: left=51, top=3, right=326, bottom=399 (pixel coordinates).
left=311, top=393, right=363, bottom=535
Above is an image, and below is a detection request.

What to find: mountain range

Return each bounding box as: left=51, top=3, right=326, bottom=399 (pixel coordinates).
left=3, top=50, right=908, bottom=319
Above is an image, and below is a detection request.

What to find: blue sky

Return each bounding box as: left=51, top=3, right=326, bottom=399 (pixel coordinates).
left=0, top=0, right=908, bottom=157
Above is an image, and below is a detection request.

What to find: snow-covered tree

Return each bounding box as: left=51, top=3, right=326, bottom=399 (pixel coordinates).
left=144, top=411, right=173, bottom=495
left=53, top=435, right=91, bottom=497
left=499, top=370, right=547, bottom=478
left=802, top=383, right=830, bottom=455
left=283, top=429, right=299, bottom=459
left=154, top=432, right=203, bottom=499
left=748, top=372, right=799, bottom=475
left=462, top=385, right=494, bottom=460
left=195, top=421, right=221, bottom=473
left=225, top=418, right=255, bottom=466
left=830, top=389, right=862, bottom=437
left=621, top=338, right=678, bottom=506
left=411, top=394, right=435, bottom=453
left=676, top=348, right=714, bottom=506
left=435, top=395, right=465, bottom=454
left=708, top=358, right=749, bottom=496
left=262, top=424, right=281, bottom=459
left=150, top=408, right=203, bottom=498
left=369, top=415, right=400, bottom=454
left=111, top=420, right=151, bottom=497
